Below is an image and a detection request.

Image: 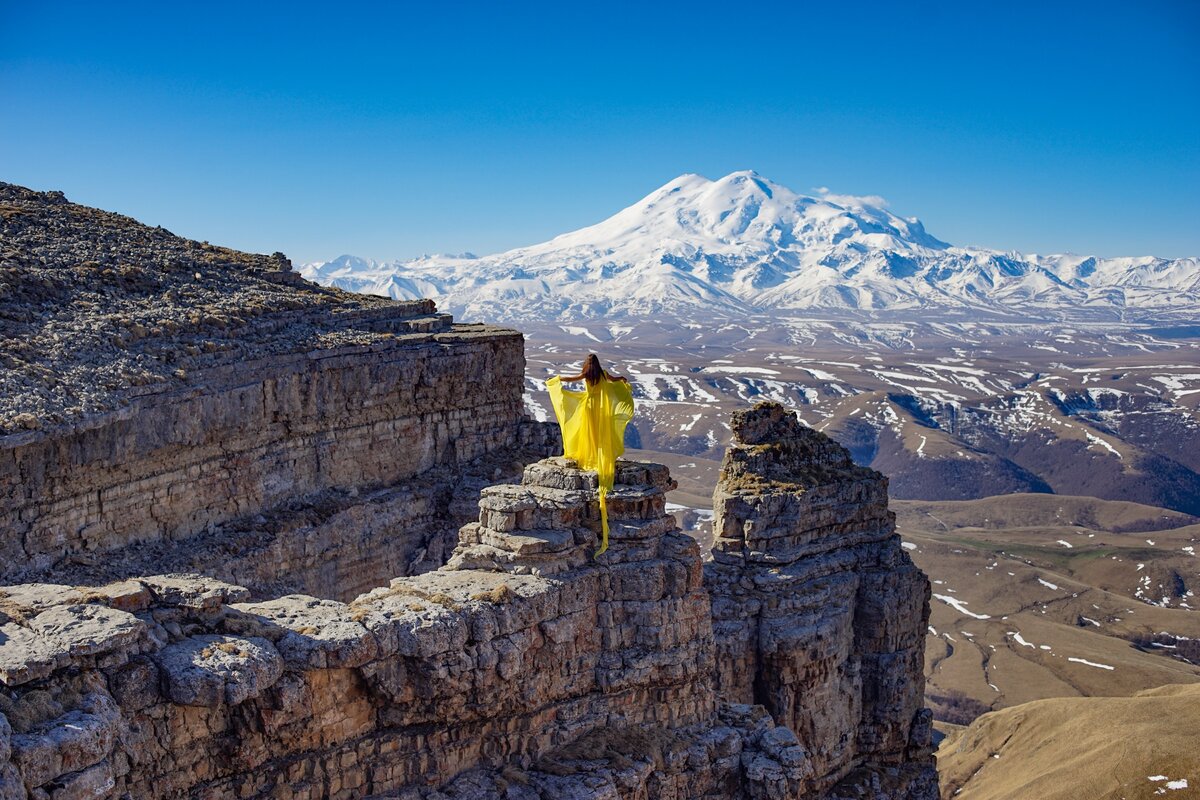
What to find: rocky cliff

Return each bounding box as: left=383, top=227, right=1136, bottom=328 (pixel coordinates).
left=0, top=183, right=556, bottom=598
left=707, top=404, right=935, bottom=797
left=0, top=406, right=935, bottom=799
left=1, top=183, right=935, bottom=799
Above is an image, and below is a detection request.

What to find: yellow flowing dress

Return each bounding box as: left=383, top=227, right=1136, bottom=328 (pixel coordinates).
left=546, top=374, right=635, bottom=555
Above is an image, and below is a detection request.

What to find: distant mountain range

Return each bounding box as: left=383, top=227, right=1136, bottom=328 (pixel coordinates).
left=300, top=171, right=1199, bottom=322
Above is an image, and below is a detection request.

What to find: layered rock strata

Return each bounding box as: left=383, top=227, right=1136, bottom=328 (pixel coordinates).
left=0, top=414, right=936, bottom=799
left=706, top=403, right=936, bottom=798
left=2, top=185, right=936, bottom=798
left=2, top=323, right=552, bottom=595
left=0, top=183, right=556, bottom=597
left=0, top=458, right=817, bottom=800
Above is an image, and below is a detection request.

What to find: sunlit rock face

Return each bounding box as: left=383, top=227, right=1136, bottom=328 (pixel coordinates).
left=0, top=181, right=559, bottom=599
left=0, top=181, right=937, bottom=799
left=706, top=402, right=937, bottom=798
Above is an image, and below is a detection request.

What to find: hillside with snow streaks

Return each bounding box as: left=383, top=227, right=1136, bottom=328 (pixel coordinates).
left=301, top=171, right=1199, bottom=321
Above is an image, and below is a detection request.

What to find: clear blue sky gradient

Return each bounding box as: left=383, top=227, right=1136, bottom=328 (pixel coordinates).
left=2, top=1, right=1197, bottom=263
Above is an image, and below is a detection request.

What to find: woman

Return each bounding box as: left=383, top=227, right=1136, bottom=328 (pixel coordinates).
left=546, top=354, right=635, bottom=556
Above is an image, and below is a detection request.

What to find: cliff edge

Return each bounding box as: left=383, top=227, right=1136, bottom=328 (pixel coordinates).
left=0, top=404, right=936, bottom=799
left=707, top=402, right=936, bottom=797
left=1, top=185, right=935, bottom=799
left=0, top=184, right=556, bottom=597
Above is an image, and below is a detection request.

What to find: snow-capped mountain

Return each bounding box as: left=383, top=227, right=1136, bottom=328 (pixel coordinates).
left=301, top=171, right=1199, bottom=321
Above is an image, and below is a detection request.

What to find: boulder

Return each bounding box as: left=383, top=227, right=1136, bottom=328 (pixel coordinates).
left=153, top=635, right=282, bottom=706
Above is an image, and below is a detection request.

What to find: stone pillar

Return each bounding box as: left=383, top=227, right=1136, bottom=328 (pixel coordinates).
left=704, top=402, right=936, bottom=798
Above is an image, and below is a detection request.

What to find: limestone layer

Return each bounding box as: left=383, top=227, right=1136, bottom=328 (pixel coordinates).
left=1, top=319, right=556, bottom=598
left=0, top=459, right=793, bottom=799
left=1, top=182, right=558, bottom=598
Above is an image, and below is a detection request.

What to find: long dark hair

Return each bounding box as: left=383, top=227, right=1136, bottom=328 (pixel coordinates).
left=581, top=353, right=605, bottom=386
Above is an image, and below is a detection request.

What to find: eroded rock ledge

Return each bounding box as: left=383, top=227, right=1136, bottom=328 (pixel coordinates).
left=0, top=404, right=935, bottom=800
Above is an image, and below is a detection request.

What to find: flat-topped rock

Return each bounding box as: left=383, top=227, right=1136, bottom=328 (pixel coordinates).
left=445, top=539, right=591, bottom=576
left=0, top=622, right=59, bottom=686
left=0, top=604, right=146, bottom=688
left=521, top=458, right=675, bottom=492
left=153, top=634, right=283, bottom=706
left=447, top=458, right=680, bottom=577
left=140, top=574, right=251, bottom=610
left=27, top=604, right=146, bottom=658
left=476, top=527, right=576, bottom=556
left=227, top=596, right=381, bottom=669
left=521, top=458, right=600, bottom=490
left=0, top=585, right=87, bottom=618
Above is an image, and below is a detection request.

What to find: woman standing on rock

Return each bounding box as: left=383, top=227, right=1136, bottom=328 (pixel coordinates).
left=546, top=354, right=635, bottom=556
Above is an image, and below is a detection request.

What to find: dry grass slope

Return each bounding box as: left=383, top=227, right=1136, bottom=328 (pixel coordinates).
left=937, top=684, right=1200, bottom=800
left=890, top=493, right=1200, bottom=728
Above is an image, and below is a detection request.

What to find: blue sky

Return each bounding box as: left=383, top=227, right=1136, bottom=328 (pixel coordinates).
left=2, top=1, right=1197, bottom=263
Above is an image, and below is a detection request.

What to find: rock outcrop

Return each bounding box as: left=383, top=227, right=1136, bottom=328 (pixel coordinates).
left=0, top=405, right=936, bottom=799
left=706, top=403, right=936, bottom=798
left=1, top=184, right=935, bottom=799
left=0, top=456, right=810, bottom=799
left=0, top=183, right=557, bottom=598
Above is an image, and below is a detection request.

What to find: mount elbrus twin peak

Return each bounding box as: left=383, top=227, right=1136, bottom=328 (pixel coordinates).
left=302, top=171, right=1199, bottom=322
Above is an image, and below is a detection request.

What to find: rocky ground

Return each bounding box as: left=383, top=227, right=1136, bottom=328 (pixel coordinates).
left=0, top=182, right=438, bottom=434
left=0, top=441, right=937, bottom=800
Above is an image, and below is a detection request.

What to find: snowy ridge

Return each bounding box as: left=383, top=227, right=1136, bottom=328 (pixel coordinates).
left=301, top=171, right=1200, bottom=321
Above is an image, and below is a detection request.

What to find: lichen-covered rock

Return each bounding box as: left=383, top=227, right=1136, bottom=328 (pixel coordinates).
left=0, top=625, right=58, bottom=687
left=0, top=587, right=86, bottom=620
left=227, top=596, right=381, bottom=669
left=139, top=575, right=250, bottom=610
left=26, top=605, right=145, bottom=660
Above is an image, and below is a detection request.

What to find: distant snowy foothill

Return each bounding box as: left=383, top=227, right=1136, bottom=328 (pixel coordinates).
left=300, top=171, right=1199, bottom=322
